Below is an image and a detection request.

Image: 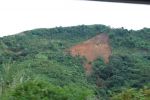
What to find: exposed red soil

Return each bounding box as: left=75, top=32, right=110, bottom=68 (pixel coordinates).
left=69, top=33, right=111, bottom=75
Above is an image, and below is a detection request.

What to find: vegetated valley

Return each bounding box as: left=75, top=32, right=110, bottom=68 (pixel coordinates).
left=0, top=24, right=150, bottom=100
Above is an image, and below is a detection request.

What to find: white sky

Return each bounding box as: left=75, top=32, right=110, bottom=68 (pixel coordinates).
left=0, top=0, right=150, bottom=37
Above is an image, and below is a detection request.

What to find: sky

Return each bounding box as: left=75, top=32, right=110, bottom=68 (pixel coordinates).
left=0, top=0, right=150, bottom=37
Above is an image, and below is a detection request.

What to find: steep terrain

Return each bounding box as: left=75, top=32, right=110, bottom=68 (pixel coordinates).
left=69, top=33, right=111, bottom=74
left=0, top=25, right=150, bottom=100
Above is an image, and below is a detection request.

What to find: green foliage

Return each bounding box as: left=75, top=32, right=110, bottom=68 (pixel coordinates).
left=111, top=87, right=150, bottom=100
left=0, top=24, right=150, bottom=99
left=2, top=80, right=94, bottom=100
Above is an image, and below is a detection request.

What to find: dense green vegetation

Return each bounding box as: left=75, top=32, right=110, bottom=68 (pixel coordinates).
left=0, top=24, right=150, bottom=99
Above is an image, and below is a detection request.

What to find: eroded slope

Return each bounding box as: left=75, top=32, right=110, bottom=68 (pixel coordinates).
left=69, top=33, right=111, bottom=74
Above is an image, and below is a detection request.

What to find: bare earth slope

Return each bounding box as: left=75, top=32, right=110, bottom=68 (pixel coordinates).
left=69, top=33, right=111, bottom=75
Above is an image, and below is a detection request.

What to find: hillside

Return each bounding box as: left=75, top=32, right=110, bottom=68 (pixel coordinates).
left=69, top=33, right=111, bottom=75
left=0, top=24, right=150, bottom=100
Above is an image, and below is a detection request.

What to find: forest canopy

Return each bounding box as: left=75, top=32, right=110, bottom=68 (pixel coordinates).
left=0, top=24, right=150, bottom=100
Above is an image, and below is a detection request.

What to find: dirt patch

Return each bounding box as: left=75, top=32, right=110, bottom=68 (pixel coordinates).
left=69, top=33, right=111, bottom=75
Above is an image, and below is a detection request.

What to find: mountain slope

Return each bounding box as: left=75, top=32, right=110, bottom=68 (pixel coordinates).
left=0, top=24, right=150, bottom=100
left=69, top=33, right=111, bottom=75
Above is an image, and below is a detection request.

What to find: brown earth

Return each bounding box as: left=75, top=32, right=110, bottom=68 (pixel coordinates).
left=69, top=33, right=111, bottom=75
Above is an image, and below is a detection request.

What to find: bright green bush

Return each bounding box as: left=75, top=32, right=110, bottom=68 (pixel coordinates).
left=2, top=80, right=94, bottom=100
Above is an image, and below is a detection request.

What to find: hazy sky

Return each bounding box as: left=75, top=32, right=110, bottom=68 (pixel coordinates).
left=0, top=0, right=150, bottom=37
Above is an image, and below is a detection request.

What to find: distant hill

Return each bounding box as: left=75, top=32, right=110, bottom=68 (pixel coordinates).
left=0, top=24, right=150, bottom=100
